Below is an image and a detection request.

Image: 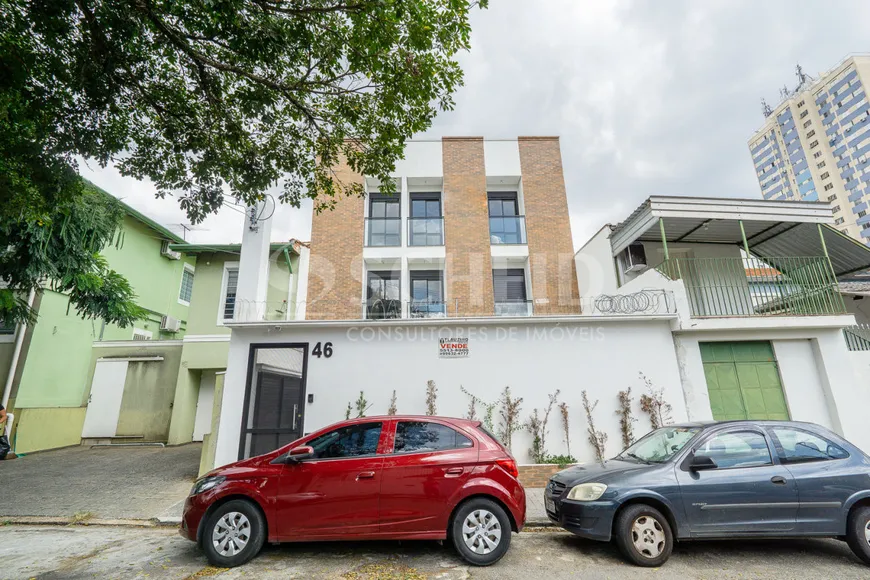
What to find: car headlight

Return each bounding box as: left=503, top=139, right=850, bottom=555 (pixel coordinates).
left=190, top=475, right=226, bottom=496
left=566, top=482, right=608, bottom=501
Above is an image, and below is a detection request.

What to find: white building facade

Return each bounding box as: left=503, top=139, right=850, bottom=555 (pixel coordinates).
left=207, top=149, right=870, bottom=470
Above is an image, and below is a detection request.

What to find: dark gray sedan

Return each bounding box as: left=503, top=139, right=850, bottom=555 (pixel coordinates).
left=545, top=421, right=870, bottom=567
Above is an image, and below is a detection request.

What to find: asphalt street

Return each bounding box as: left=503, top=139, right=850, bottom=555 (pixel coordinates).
left=2, top=524, right=869, bottom=580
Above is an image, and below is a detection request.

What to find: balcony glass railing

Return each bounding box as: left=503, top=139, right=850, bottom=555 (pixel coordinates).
left=409, top=300, right=447, bottom=318
left=365, top=299, right=402, bottom=320
left=365, top=218, right=401, bottom=247
left=655, top=256, right=846, bottom=318
left=408, top=217, right=444, bottom=246
left=494, top=300, right=533, bottom=317
left=489, top=216, right=527, bottom=245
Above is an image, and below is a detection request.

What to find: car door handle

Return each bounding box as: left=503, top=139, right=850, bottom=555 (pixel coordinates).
left=445, top=467, right=464, bottom=476
left=356, top=471, right=376, bottom=480
left=771, top=476, right=787, bottom=485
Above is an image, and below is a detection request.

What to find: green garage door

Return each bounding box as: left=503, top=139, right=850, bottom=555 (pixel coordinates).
left=700, top=341, right=790, bottom=421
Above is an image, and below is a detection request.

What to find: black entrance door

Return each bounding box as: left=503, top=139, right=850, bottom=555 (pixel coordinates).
left=240, top=345, right=308, bottom=459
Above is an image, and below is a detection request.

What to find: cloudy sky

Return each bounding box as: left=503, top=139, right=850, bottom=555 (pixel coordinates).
left=80, top=0, right=870, bottom=249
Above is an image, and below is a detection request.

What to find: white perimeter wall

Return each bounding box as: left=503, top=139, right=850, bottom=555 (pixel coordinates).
left=213, top=319, right=688, bottom=467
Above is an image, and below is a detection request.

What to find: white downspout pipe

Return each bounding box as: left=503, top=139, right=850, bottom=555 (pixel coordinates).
left=2, top=288, right=36, bottom=409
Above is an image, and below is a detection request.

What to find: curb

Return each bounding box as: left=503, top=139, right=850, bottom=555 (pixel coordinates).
left=0, top=516, right=179, bottom=528
left=2, top=515, right=557, bottom=531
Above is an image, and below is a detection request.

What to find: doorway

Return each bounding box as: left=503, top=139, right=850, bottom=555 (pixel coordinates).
left=239, top=344, right=308, bottom=459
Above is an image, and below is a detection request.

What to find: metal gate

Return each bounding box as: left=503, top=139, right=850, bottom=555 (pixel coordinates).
left=700, top=341, right=790, bottom=421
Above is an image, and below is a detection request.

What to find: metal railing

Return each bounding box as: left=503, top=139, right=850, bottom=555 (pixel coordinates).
left=408, top=217, right=444, bottom=246
left=364, top=217, right=401, bottom=247
left=489, top=216, right=527, bottom=245
left=844, top=324, right=870, bottom=351
left=655, top=256, right=846, bottom=318
left=494, top=300, right=533, bottom=317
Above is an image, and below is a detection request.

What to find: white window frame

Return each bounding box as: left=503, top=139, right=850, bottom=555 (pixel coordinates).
left=217, top=262, right=240, bottom=326
left=177, top=263, right=196, bottom=306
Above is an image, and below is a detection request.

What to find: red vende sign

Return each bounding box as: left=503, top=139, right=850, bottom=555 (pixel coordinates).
left=439, top=337, right=469, bottom=358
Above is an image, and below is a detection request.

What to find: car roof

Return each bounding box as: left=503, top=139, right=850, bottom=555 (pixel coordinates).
left=338, top=415, right=479, bottom=426
left=670, top=419, right=828, bottom=430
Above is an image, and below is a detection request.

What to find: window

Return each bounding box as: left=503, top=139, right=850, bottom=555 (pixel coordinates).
left=618, top=426, right=701, bottom=463
left=835, top=217, right=845, bottom=225
left=859, top=210, right=867, bottom=218
left=367, top=193, right=400, bottom=247
left=810, top=140, right=819, bottom=148
left=820, top=171, right=830, bottom=179
left=832, top=205, right=841, bottom=213
left=828, top=194, right=837, bottom=201
left=409, top=270, right=445, bottom=318
left=408, top=192, right=443, bottom=246
left=797, top=100, right=805, bottom=108
left=817, top=161, right=826, bottom=169
left=824, top=183, right=834, bottom=191
left=394, top=421, right=473, bottom=454
left=802, top=119, right=811, bottom=127
left=178, top=266, right=195, bottom=304
left=493, top=268, right=530, bottom=316
left=695, top=431, right=772, bottom=469
left=488, top=192, right=525, bottom=244
left=366, top=270, right=400, bottom=319
left=307, top=422, right=383, bottom=460
left=0, top=319, right=14, bottom=336
left=221, top=266, right=239, bottom=322
left=769, top=427, right=849, bottom=464
left=813, top=151, right=823, bottom=158
left=806, top=128, right=815, bottom=137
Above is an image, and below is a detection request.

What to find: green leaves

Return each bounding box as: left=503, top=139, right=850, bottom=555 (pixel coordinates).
left=3, top=0, right=484, bottom=222
left=1, top=0, right=484, bottom=327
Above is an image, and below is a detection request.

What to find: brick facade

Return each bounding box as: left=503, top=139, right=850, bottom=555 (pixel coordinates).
left=306, top=154, right=365, bottom=320
left=442, top=137, right=495, bottom=317
left=518, top=464, right=574, bottom=488
left=518, top=137, right=581, bottom=314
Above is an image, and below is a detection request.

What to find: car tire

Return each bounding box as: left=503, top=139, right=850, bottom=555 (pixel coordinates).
left=201, top=499, right=266, bottom=568
left=450, top=498, right=512, bottom=566
left=846, top=506, right=870, bottom=566
left=614, top=503, right=673, bottom=567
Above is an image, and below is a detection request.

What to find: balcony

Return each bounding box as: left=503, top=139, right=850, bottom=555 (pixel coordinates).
left=407, top=217, right=444, bottom=246
left=365, top=218, right=401, bottom=247
left=409, top=300, right=447, bottom=318
left=494, top=300, right=533, bottom=317
left=489, top=216, right=527, bottom=245
left=655, top=256, right=846, bottom=318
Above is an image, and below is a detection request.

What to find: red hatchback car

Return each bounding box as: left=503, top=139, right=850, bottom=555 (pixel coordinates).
left=181, top=416, right=526, bottom=567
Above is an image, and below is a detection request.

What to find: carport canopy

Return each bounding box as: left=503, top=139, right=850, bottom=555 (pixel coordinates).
left=609, top=196, right=870, bottom=278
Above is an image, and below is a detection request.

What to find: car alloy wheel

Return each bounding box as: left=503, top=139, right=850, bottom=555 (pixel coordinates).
left=865, top=520, right=870, bottom=547
left=212, top=511, right=251, bottom=557
left=462, top=509, right=502, bottom=555
left=631, top=515, right=666, bottom=559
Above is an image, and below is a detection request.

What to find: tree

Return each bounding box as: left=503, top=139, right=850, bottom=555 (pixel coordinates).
left=1, top=0, right=486, bottom=324
left=0, top=182, right=145, bottom=327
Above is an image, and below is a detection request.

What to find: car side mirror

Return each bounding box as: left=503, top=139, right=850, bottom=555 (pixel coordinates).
left=285, top=445, right=314, bottom=463
left=689, top=453, right=717, bottom=471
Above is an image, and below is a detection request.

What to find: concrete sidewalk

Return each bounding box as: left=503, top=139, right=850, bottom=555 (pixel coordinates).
left=0, top=444, right=201, bottom=521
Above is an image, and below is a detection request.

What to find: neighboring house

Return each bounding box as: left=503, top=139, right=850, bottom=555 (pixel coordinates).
left=206, top=154, right=870, bottom=471
left=0, top=187, right=306, bottom=455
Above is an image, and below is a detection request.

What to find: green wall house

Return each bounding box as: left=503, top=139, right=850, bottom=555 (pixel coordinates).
left=163, top=242, right=302, bottom=451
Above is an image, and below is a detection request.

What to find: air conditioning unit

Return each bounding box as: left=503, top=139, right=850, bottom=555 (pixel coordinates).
left=622, top=243, right=648, bottom=273
left=160, top=315, right=181, bottom=333
left=160, top=241, right=181, bottom=260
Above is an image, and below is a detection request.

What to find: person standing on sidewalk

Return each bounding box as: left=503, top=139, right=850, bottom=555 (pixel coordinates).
left=0, top=404, right=12, bottom=460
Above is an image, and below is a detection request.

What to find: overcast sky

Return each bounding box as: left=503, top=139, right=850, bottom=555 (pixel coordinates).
left=79, top=0, right=870, bottom=249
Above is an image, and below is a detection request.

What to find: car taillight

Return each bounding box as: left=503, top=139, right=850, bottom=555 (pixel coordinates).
left=496, top=458, right=519, bottom=478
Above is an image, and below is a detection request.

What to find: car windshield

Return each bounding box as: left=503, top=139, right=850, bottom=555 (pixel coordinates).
left=617, top=426, right=702, bottom=464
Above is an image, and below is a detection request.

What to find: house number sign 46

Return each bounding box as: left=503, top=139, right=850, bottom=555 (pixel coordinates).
left=312, top=342, right=333, bottom=358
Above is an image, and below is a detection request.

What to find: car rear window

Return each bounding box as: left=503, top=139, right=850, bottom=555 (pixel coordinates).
left=394, top=421, right=473, bottom=454
left=476, top=424, right=505, bottom=448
